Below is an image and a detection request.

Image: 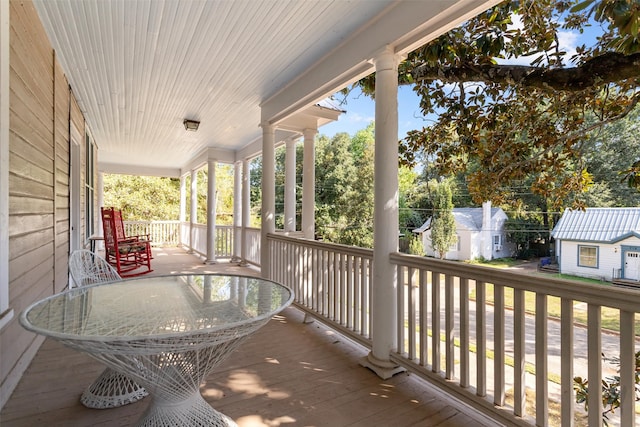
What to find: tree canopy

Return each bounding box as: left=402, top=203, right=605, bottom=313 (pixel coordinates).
left=353, top=0, right=640, bottom=209
left=103, top=165, right=236, bottom=225
left=103, top=175, right=181, bottom=220
left=314, top=127, right=375, bottom=247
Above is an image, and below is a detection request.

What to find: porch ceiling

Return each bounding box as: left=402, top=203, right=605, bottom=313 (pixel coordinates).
left=33, top=0, right=499, bottom=176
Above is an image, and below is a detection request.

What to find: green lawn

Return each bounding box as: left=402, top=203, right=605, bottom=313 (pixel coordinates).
left=467, top=270, right=640, bottom=333
left=466, top=257, right=522, bottom=269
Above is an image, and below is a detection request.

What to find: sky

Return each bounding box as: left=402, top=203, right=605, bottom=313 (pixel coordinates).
left=318, top=85, right=425, bottom=138
left=318, top=14, right=603, bottom=140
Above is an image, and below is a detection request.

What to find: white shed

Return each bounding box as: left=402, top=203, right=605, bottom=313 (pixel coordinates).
left=413, top=202, right=513, bottom=261
left=551, top=207, right=640, bottom=282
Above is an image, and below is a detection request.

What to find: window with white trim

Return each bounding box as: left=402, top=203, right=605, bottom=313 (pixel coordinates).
left=449, top=234, right=460, bottom=251
left=493, top=235, right=502, bottom=251
left=578, top=245, right=598, bottom=268
left=85, top=132, right=96, bottom=241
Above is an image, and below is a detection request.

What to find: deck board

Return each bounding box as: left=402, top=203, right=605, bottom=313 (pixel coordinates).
left=1, top=248, right=494, bottom=427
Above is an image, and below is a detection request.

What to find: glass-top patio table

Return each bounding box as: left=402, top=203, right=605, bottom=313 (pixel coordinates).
left=20, top=274, right=293, bottom=427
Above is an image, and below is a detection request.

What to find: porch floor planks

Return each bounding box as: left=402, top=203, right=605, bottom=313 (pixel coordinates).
left=2, top=248, right=494, bottom=427
left=206, top=315, right=384, bottom=421
left=1, top=338, right=149, bottom=427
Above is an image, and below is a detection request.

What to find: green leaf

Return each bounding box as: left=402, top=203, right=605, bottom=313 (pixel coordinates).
left=570, top=0, right=596, bottom=13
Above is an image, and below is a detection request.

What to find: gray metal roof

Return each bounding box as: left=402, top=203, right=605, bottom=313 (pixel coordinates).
left=551, top=208, right=640, bottom=242
left=413, top=207, right=502, bottom=233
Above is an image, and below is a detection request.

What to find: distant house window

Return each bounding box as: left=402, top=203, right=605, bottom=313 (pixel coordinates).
left=449, top=235, right=460, bottom=251
left=578, top=245, right=598, bottom=268
left=493, top=235, right=502, bottom=251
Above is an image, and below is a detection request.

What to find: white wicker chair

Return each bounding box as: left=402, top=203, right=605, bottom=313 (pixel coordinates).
left=68, top=250, right=149, bottom=408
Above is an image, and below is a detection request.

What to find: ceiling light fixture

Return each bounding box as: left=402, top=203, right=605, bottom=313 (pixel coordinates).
left=183, top=119, right=200, bottom=131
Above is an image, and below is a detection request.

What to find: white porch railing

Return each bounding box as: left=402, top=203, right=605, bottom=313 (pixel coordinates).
left=123, top=220, right=180, bottom=246
left=176, top=223, right=234, bottom=259
left=268, top=233, right=373, bottom=348
left=267, top=233, right=640, bottom=427
left=244, top=227, right=261, bottom=267
left=120, top=222, right=639, bottom=426
left=124, top=221, right=233, bottom=257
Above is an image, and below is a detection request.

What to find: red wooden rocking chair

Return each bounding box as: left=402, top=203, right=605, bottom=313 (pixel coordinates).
left=101, top=207, right=153, bottom=277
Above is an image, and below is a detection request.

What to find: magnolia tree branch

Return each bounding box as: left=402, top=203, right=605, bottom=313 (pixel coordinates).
left=563, top=92, right=640, bottom=141
left=412, top=52, right=640, bottom=91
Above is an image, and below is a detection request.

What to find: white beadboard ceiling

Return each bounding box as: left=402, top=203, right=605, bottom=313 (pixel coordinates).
left=33, top=0, right=499, bottom=177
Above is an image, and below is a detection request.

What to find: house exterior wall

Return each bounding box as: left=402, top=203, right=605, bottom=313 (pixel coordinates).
left=0, top=1, right=82, bottom=408
left=448, top=229, right=472, bottom=261
left=418, top=211, right=513, bottom=261
left=421, top=228, right=473, bottom=260
left=420, top=232, right=437, bottom=258
left=468, top=230, right=481, bottom=260
left=557, top=236, right=640, bottom=281
left=489, top=210, right=513, bottom=259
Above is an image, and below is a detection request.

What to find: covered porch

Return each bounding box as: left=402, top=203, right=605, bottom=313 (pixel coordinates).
left=1, top=247, right=490, bottom=427
left=4, top=232, right=640, bottom=426
left=2, top=2, right=639, bottom=427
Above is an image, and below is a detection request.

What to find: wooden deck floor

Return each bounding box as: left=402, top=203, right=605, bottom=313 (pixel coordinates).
left=1, top=248, right=494, bottom=427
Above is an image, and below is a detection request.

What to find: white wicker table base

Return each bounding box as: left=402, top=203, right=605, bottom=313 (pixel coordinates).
left=136, top=392, right=237, bottom=427
left=80, top=368, right=148, bottom=409
left=79, top=336, right=252, bottom=426
left=20, top=275, right=294, bottom=426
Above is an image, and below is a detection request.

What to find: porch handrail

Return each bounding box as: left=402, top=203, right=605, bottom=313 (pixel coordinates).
left=175, top=223, right=235, bottom=259
left=267, top=233, right=640, bottom=427
left=123, top=220, right=180, bottom=247
left=244, top=227, right=261, bottom=267
left=124, top=221, right=238, bottom=257
left=390, top=252, right=639, bottom=427
left=169, top=221, right=261, bottom=265
left=267, top=232, right=373, bottom=349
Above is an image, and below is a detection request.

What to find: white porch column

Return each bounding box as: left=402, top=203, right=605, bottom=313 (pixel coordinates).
left=240, top=158, right=250, bottom=266
left=179, top=175, right=187, bottom=246
left=261, top=123, right=276, bottom=279
left=302, top=128, right=316, bottom=240
left=205, top=160, right=217, bottom=264
left=284, top=137, right=297, bottom=232
left=360, top=46, right=405, bottom=379
left=231, top=161, right=242, bottom=263
left=189, top=169, right=197, bottom=254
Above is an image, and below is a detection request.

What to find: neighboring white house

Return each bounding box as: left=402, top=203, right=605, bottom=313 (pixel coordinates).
left=551, top=207, right=640, bottom=282
left=413, top=202, right=513, bottom=261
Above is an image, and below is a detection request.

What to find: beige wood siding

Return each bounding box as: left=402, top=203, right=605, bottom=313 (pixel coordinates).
left=54, top=57, right=70, bottom=294
left=3, top=0, right=55, bottom=401
left=0, top=0, right=76, bottom=408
